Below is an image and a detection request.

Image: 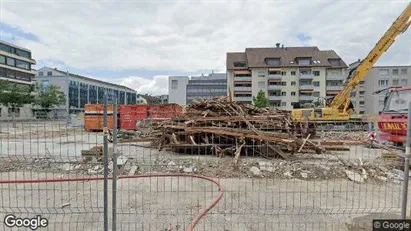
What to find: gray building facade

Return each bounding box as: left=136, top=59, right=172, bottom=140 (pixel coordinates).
left=186, top=73, right=227, bottom=104
left=0, top=40, right=37, bottom=119
left=36, top=67, right=137, bottom=117
left=350, top=65, right=411, bottom=115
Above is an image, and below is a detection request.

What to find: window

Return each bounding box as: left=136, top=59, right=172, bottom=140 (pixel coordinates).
left=359, top=111, right=365, bottom=114
left=313, top=92, right=320, bottom=97
left=8, top=107, right=20, bottom=118
left=6, top=57, right=15, bottom=66
left=402, top=79, right=408, bottom=85
left=379, top=69, right=389, bottom=76
left=378, top=79, right=388, bottom=86
left=265, top=58, right=281, bottom=66
left=291, top=81, right=296, bottom=86
left=360, top=81, right=365, bottom=85
left=392, top=69, right=399, bottom=75
left=258, top=81, right=265, bottom=88
left=16, top=49, right=30, bottom=58
left=359, top=91, right=365, bottom=95
left=47, top=71, right=52, bottom=76
left=351, top=92, right=356, bottom=97
left=313, top=71, right=320, bottom=76
left=281, top=92, right=286, bottom=96
left=6, top=69, right=15, bottom=78
left=291, top=71, right=296, bottom=75
left=313, top=81, right=320, bottom=87
left=298, top=58, right=311, bottom=65
left=39, top=72, right=44, bottom=76
left=15, top=60, right=30, bottom=70
left=41, top=80, right=49, bottom=90
left=0, top=55, right=5, bottom=64
left=359, top=101, right=365, bottom=105
left=281, top=71, right=286, bottom=76
left=328, top=59, right=340, bottom=66
left=393, top=79, right=399, bottom=85
left=291, top=92, right=296, bottom=96
left=257, top=71, right=265, bottom=77
left=401, top=68, right=408, bottom=75
left=281, top=102, right=286, bottom=106
left=281, top=82, right=286, bottom=86
left=233, top=62, right=246, bottom=67
left=171, top=80, right=178, bottom=89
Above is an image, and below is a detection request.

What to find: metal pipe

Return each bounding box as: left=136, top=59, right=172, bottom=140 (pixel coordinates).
left=103, top=92, right=109, bottom=231
left=112, top=96, right=118, bottom=231
left=401, top=101, right=411, bottom=219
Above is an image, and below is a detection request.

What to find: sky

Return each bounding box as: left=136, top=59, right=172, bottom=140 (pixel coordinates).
left=0, top=0, right=410, bottom=96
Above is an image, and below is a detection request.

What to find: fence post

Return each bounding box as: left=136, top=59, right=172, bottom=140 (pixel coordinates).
left=112, top=96, right=118, bottom=231
left=103, top=92, right=109, bottom=231
left=401, top=101, right=411, bottom=219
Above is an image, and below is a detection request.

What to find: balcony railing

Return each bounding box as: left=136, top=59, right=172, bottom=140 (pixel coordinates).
left=267, top=74, right=282, bottom=80
left=268, top=95, right=283, bottom=101
left=326, top=85, right=343, bottom=91
left=326, top=74, right=346, bottom=80
left=300, top=85, right=314, bottom=90
left=233, top=86, right=252, bottom=91
left=300, top=95, right=313, bottom=101
left=234, top=76, right=252, bottom=81
left=234, top=96, right=252, bottom=102
left=268, top=85, right=282, bottom=90
left=300, top=73, right=314, bottom=79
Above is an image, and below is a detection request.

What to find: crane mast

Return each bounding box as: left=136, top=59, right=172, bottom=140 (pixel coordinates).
left=330, top=2, right=411, bottom=113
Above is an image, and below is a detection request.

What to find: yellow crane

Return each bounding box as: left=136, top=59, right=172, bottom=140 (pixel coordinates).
left=291, top=2, right=411, bottom=122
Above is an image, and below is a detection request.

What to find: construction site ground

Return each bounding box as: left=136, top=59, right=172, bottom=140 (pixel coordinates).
left=0, top=121, right=410, bottom=230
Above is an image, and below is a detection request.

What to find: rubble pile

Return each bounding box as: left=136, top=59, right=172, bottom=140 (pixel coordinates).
left=148, top=96, right=331, bottom=160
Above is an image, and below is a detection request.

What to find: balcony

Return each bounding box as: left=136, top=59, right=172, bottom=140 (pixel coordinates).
left=233, top=86, right=252, bottom=91
left=234, top=76, right=252, bottom=81
left=268, top=95, right=284, bottom=101
left=326, top=85, right=343, bottom=91
left=300, top=95, right=313, bottom=101
left=300, top=85, right=314, bottom=90
left=300, top=73, right=314, bottom=79
left=268, top=85, right=282, bottom=90
left=234, top=96, right=252, bottom=102
left=267, top=74, right=282, bottom=80
left=326, top=74, right=346, bottom=80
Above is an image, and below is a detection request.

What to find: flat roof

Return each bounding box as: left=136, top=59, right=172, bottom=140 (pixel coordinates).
left=0, top=40, right=32, bottom=52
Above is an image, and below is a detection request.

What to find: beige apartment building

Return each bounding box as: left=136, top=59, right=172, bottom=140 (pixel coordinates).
left=226, top=44, right=348, bottom=110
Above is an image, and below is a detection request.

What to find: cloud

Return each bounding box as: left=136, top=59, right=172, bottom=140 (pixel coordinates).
left=114, top=75, right=169, bottom=95
left=1, top=0, right=410, bottom=94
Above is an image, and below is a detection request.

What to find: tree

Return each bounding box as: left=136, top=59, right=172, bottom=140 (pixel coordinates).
left=0, top=80, right=34, bottom=127
left=33, top=84, right=66, bottom=109
left=253, top=90, right=269, bottom=108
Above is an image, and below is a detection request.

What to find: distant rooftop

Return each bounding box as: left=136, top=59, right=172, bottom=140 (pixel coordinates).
left=38, top=67, right=136, bottom=92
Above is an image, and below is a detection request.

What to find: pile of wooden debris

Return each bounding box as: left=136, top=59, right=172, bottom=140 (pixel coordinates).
left=147, top=96, right=332, bottom=160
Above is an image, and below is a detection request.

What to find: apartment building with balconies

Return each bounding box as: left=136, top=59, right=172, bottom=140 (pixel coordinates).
left=350, top=65, right=411, bottom=115
left=226, top=44, right=348, bottom=110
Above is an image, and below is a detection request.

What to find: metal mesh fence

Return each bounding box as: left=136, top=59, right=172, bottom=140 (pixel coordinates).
left=0, top=104, right=409, bottom=231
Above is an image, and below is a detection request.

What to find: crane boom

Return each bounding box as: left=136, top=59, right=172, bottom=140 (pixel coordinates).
left=330, top=2, right=411, bottom=112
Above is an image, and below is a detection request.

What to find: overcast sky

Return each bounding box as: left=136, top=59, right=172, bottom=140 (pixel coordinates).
left=1, top=0, right=410, bottom=95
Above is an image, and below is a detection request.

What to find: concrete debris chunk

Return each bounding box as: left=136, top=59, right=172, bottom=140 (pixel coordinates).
left=128, top=166, right=138, bottom=176
left=345, top=170, right=364, bottom=183
left=88, top=169, right=98, bottom=175
left=167, top=161, right=178, bottom=170
left=108, top=161, right=114, bottom=171
left=117, top=156, right=128, bottom=166
left=258, top=162, right=274, bottom=172
left=283, top=171, right=292, bottom=178
left=61, top=203, right=71, bottom=208
left=301, top=172, right=308, bottom=178
left=61, top=163, right=74, bottom=171
left=250, top=166, right=261, bottom=176
left=183, top=165, right=196, bottom=173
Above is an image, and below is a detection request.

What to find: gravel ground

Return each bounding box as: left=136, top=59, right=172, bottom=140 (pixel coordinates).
left=0, top=121, right=409, bottom=230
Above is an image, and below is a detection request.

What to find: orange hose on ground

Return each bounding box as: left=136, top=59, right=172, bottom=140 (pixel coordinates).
left=0, top=173, right=224, bottom=231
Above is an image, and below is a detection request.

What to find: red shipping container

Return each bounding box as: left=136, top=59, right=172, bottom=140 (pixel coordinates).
left=118, top=105, right=149, bottom=130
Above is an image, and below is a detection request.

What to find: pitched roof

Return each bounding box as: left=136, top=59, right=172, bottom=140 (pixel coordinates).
left=227, top=46, right=348, bottom=70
